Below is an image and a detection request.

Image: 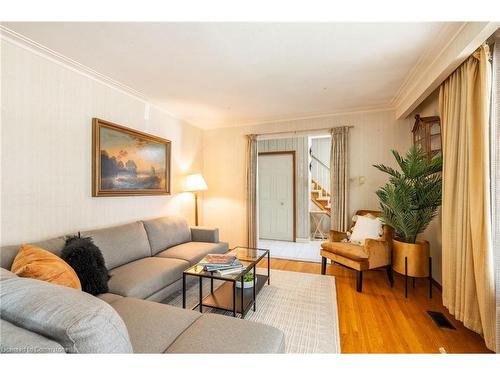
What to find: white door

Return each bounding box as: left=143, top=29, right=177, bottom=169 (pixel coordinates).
left=258, top=153, right=294, bottom=241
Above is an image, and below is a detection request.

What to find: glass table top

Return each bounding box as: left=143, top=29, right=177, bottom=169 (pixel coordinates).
left=183, top=247, right=269, bottom=280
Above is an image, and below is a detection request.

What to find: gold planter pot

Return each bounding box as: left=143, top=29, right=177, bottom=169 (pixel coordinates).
left=392, top=239, right=430, bottom=277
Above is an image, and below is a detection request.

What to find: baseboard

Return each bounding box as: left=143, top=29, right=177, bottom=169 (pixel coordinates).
left=295, top=237, right=310, bottom=243
left=432, top=279, right=442, bottom=292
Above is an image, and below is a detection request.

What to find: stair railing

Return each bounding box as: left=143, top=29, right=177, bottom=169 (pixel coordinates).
left=310, top=153, right=330, bottom=195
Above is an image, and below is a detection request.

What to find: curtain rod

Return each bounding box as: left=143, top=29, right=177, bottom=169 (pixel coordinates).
left=252, top=125, right=354, bottom=138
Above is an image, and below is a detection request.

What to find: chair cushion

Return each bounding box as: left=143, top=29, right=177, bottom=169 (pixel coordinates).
left=11, top=244, right=81, bottom=290
left=0, top=319, right=65, bottom=353
left=321, top=242, right=369, bottom=261
left=108, top=257, right=189, bottom=299
left=155, top=241, right=228, bottom=265
left=109, top=297, right=200, bottom=353
left=81, top=221, right=151, bottom=270
left=142, top=216, right=192, bottom=255
left=0, top=277, right=132, bottom=353
left=165, top=313, right=285, bottom=353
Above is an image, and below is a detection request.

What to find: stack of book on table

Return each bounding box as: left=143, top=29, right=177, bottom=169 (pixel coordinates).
left=198, top=254, right=245, bottom=276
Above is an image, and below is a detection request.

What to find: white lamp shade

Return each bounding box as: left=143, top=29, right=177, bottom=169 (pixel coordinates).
left=185, top=173, right=208, bottom=192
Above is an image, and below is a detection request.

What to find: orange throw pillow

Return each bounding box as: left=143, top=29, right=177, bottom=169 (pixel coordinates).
left=11, top=244, right=81, bottom=290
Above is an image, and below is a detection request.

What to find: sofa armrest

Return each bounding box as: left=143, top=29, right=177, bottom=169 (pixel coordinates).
left=191, top=227, right=219, bottom=243
left=365, top=239, right=391, bottom=269
left=329, top=230, right=348, bottom=242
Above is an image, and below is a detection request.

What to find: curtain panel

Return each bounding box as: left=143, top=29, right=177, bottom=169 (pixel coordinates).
left=329, top=127, right=350, bottom=232
left=492, top=40, right=500, bottom=354
left=439, top=44, right=496, bottom=351
left=246, top=134, right=258, bottom=248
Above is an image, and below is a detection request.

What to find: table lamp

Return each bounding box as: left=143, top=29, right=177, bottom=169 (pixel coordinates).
left=184, top=173, right=208, bottom=226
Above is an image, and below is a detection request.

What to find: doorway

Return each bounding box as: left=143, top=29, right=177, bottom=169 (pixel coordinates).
left=258, top=151, right=296, bottom=241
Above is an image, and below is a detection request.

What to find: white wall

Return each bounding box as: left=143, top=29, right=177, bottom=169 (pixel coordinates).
left=202, top=110, right=412, bottom=248
left=1, top=39, right=204, bottom=245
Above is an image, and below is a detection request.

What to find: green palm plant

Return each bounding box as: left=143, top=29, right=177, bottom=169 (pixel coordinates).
left=373, top=146, right=442, bottom=244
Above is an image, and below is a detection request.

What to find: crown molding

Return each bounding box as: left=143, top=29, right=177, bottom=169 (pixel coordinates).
left=0, top=25, right=205, bottom=129
left=393, top=22, right=500, bottom=119
left=208, top=104, right=395, bottom=130
left=391, top=23, right=465, bottom=107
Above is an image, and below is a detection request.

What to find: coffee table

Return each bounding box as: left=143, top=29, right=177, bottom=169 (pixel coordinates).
left=182, top=247, right=270, bottom=319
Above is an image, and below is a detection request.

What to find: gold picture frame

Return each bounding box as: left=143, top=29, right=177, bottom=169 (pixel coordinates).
left=92, top=118, right=171, bottom=197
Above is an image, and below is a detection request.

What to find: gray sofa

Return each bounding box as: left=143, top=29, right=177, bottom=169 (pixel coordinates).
left=0, top=216, right=285, bottom=354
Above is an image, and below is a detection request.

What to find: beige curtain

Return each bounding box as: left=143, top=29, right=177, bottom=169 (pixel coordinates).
left=492, top=39, right=500, bottom=354
left=440, top=44, right=496, bottom=351
left=246, top=134, right=258, bottom=248
left=330, top=127, right=350, bottom=232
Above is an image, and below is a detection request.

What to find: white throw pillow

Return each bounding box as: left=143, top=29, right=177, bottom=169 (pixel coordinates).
left=349, top=215, right=383, bottom=245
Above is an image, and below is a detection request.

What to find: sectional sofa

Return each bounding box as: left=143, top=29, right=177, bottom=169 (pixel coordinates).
left=0, top=216, right=285, bottom=353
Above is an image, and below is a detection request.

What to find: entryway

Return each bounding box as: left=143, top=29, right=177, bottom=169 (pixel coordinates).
left=256, top=135, right=331, bottom=263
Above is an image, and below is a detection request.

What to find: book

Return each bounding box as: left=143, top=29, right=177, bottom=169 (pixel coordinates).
left=217, top=266, right=246, bottom=276
left=204, top=259, right=243, bottom=272
left=198, top=254, right=236, bottom=266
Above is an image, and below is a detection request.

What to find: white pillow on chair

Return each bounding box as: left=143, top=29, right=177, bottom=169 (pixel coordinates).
left=349, top=215, right=383, bottom=245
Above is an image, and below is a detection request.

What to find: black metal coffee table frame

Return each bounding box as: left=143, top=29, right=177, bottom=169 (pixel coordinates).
left=182, top=247, right=270, bottom=319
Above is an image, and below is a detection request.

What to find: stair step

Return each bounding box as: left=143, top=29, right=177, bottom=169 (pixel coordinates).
left=311, top=189, right=322, bottom=193
left=316, top=197, right=329, bottom=202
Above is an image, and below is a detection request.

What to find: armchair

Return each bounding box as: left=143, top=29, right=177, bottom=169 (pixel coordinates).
left=320, top=210, right=393, bottom=292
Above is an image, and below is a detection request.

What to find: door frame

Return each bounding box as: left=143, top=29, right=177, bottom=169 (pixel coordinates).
left=257, top=151, right=297, bottom=242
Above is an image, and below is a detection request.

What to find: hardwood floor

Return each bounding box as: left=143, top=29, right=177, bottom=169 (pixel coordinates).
left=258, top=257, right=491, bottom=353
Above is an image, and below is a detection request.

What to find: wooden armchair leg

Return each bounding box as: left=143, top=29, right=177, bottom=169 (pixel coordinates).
left=356, top=271, right=363, bottom=292
left=321, top=257, right=327, bottom=275
left=386, top=266, right=394, bottom=287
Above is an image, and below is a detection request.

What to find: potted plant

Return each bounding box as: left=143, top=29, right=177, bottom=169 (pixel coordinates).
left=373, top=146, right=442, bottom=277
left=236, top=272, right=255, bottom=289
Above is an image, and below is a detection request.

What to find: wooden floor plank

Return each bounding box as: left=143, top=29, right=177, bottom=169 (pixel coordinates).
left=258, top=257, right=491, bottom=353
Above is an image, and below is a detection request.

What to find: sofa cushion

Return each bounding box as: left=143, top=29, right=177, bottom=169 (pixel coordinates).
left=142, top=216, right=192, bottom=255
left=1, top=236, right=66, bottom=270
left=110, top=297, right=200, bottom=353
left=0, top=277, right=132, bottom=353
left=0, top=319, right=65, bottom=354
left=11, top=244, right=81, bottom=290
left=81, top=221, right=151, bottom=270
left=108, top=257, right=189, bottom=299
left=156, top=241, right=229, bottom=265
left=97, top=293, right=123, bottom=304
left=165, top=313, right=285, bottom=353
left=191, top=227, right=219, bottom=243
left=0, top=267, right=18, bottom=281
left=321, top=242, right=369, bottom=261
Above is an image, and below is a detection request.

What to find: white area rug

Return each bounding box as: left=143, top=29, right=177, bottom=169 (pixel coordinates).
left=164, top=269, right=340, bottom=353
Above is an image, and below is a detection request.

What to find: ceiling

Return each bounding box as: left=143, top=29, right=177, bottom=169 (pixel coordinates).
left=2, top=22, right=449, bottom=128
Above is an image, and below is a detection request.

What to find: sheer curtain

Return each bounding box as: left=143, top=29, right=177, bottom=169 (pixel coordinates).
left=440, top=44, right=496, bottom=351
left=329, top=127, right=350, bottom=232
left=246, top=134, right=258, bottom=248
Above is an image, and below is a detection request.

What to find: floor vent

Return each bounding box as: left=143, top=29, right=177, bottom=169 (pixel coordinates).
left=427, top=311, right=456, bottom=329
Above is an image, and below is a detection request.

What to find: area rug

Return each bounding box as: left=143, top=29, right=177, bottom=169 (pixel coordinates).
left=163, top=269, right=340, bottom=353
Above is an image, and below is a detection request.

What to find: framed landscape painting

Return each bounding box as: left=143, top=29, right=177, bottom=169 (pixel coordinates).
left=92, top=118, right=171, bottom=196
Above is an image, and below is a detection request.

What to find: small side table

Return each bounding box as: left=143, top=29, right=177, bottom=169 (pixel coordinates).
left=310, top=211, right=328, bottom=240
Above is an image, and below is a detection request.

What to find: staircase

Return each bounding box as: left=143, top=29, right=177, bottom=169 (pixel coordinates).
left=309, top=151, right=331, bottom=216
left=311, top=179, right=331, bottom=216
